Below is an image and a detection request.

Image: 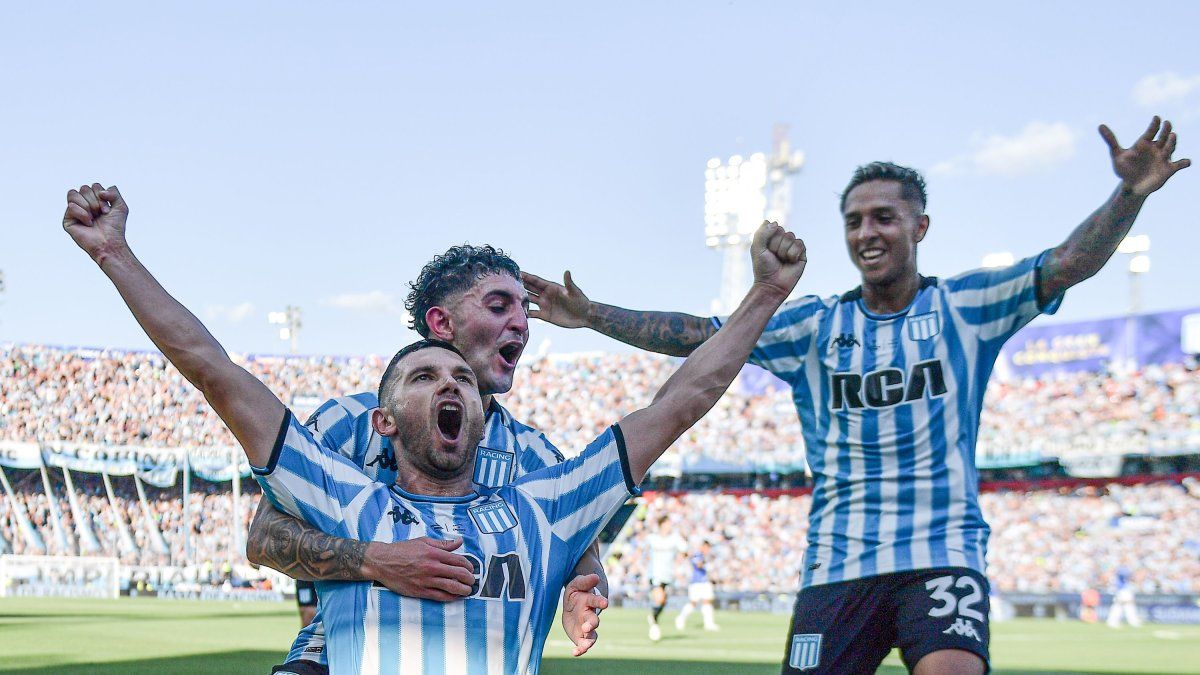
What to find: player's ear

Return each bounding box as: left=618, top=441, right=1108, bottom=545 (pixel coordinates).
left=426, top=306, right=453, bottom=341
left=914, top=214, right=930, bottom=244
left=371, top=407, right=397, bottom=437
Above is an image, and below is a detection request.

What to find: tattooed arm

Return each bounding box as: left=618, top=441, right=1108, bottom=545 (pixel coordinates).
left=246, top=500, right=366, bottom=581
left=246, top=497, right=474, bottom=601
left=1038, top=117, right=1189, bottom=306
left=522, top=271, right=716, bottom=356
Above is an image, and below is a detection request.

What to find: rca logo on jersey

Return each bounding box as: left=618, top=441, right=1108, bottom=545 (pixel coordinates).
left=830, top=359, right=948, bottom=410
left=469, top=500, right=518, bottom=534
left=907, top=310, right=941, bottom=341
left=789, top=633, right=822, bottom=670
left=473, top=447, right=515, bottom=488
left=943, top=618, right=982, bottom=642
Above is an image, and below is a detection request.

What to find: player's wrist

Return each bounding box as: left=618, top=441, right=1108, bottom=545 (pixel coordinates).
left=356, top=541, right=383, bottom=582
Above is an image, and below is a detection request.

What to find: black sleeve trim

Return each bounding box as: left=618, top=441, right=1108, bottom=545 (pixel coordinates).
left=253, top=410, right=292, bottom=476
left=610, top=423, right=639, bottom=494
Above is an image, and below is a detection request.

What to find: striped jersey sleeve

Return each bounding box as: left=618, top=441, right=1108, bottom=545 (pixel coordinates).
left=710, top=294, right=826, bottom=384
left=941, top=249, right=1063, bottom=343
left=252, top=411, right=392, bottom=541
left=511, top=425, right=639, bottom=561
left=304, top=392, right=381, bottom=464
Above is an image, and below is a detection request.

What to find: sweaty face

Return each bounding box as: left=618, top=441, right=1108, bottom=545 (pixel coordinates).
left=842, top=180, right=927, bottom=288
left=384, top=348, right=486, bottom=480
left=446, top=273, right=529, bottom=396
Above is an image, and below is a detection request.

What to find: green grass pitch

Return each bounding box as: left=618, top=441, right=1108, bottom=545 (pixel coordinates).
left=2, top=597, right=1198, bottom=673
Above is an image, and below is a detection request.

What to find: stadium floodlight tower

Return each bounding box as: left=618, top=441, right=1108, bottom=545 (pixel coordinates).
left=704, top=126, right=804, bottom=315
left=268, top=305, right=302, bottom=353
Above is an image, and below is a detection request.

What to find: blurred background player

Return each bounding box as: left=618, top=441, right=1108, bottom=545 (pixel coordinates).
left=675, top=540, right=720, bottom=632
left=1106, top=566, right=1142, bottom=629
left=523, top=117, right=1189, bottom=674
left=645, top=515, right=686, bottom=641
left=295, top=579, right=317, bottom=627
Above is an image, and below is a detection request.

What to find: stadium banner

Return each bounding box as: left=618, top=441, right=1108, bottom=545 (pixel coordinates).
left=0, top=441, right=44, bottom=469
left=1059, top=454, right=1125, bottom=478
left=997, top=306, right=1200, bottom=378
left=187, top=447, right=251, bottom=482
left=41, top=443, right=181, bottom=487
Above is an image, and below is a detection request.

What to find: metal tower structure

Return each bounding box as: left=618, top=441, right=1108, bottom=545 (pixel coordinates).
left=703, top=125, right=804, bottom=314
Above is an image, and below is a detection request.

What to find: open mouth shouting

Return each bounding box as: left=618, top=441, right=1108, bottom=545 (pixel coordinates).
left=497, top=340, right=524, bottom=370
left=436, top=399, right=464, bottom=445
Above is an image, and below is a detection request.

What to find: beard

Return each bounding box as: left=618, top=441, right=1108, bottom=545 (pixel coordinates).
left=392, top=409, right=485, bottom=481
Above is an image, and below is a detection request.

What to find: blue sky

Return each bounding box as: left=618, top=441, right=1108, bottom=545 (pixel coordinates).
left=2, top=2, right=1197, bottom=357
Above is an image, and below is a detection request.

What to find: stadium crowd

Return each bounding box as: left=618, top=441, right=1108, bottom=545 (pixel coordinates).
left=3, top=342, right=1200, bottom=596
left=612, top=480, right=1200, bottom=597
left=5, top=343, right=1197, bottom=469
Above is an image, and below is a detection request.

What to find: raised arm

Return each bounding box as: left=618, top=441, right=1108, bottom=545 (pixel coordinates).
left=522, top=270, right=716, bottom=357
left=618, top=222, right=806, bottom=481
left=62, top=184, right=284, bottom=466
left=1037, top=117, right=1190, bottom=306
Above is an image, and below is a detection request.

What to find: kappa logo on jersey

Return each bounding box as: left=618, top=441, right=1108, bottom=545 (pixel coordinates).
left=473, top=447, right=515, bottom=488
left=830, top=333, right=861, bottom=349
left=388, top=505, right=419, bottom=525
left=366, top=444, right=398, bottom=472
left=908, top=310, right=941, bottom=341
left=830, top=358, right=948, bottom=410
left=469, top=500, right=519, bottom=534
left=943, top=617, right=982, bottom=642
left=788, top=633, right=822, bottom=670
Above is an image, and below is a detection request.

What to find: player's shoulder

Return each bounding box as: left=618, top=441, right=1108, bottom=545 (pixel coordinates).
left=940, top=250, right=1049, bottom=294
left=304, top=392, right=378, bottom=429
left=489, top=399, right=565, bottom=464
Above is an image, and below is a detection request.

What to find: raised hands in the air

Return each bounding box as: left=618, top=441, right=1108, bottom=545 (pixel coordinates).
left=1101, top=117, right=1191, bottom=197
left=63, top=183, right=130, bottom=263
left=750, top=220, right=806, bottom=297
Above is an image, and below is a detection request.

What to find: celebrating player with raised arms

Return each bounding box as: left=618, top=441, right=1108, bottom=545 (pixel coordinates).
left=522, top=118, right=1189, bottom=674
left=61, top=188, right=805, bottom=674
left=242, top=245, right=609, bottom=672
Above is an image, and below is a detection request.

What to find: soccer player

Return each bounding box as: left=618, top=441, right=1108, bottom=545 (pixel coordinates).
left=521, top=117, right=1189, bottom=674
left=1106, top=566, right=1142, bottom=628
left=644, top=515, right=685, bottom=641
left=242, top=245, right=609, bottom=672
left=675, top=540, right=719, bottom=632
left=61, top=190, right=806, bottom=673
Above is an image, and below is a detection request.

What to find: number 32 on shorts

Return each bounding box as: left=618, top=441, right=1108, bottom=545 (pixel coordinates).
left=924, top=575, right=985, bottom=621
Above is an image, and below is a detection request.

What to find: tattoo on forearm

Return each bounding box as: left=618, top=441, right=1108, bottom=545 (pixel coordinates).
left=590, top=304, right=715, bottom=356
left=1041, top=187, right=1146, bottom=304
left=247, top=505, right=367, bottom=581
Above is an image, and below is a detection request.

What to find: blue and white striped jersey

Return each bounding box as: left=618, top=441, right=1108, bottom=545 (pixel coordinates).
left=285, top=393, right=566, bottom=665
left=255, top=412, right=638, bottom=674
left=713, top=252, right=1062, bottom=588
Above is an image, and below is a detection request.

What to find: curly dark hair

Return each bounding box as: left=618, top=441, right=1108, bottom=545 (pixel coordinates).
left=840, top=161, right=928, bottom=214
left=405, top=244, right=521, bottom=337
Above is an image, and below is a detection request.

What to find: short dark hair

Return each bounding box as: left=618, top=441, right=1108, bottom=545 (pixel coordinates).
left=840, top=162, right=927, bottom=214
left=405, top=244, right=521, bottom=338
left=377, top=339, right=465, bottom=406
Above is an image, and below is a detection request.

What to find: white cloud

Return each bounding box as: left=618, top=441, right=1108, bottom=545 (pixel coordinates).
left=323, top=290, right=408, bottom=319
left=204, top=302, right=256, bottom=323
left=1133, top=72, right=1200, bottom=107
left=931, top=122, right=1076, bottom=177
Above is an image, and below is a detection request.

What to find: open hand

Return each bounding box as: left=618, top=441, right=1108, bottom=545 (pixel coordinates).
left=750, top=221, right=806, bottom=298
left=63, top=183, right=129, bottom=263
left=522, top=270, right=591, bottom=328
left=561, top=573, right=607, bottom=656
left=1101, top=117, right=1190, bottom=197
